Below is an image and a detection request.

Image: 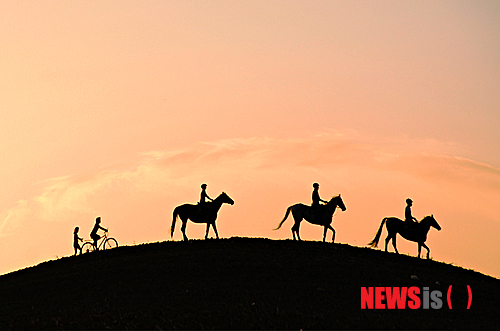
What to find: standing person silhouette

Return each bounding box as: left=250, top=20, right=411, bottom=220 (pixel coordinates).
left=73, top=227, right=83, bottom=256
left=312, top=183, right=327, bottom=208
left=199, top=184, right=213, bottom=206
left=90, top=217, right=108, bottom=250
left=405, top=198, right=417, bottom=223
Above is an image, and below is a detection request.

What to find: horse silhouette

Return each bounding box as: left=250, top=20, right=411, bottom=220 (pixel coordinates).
left=368, top=215, right=441, bottom=259
left=275, top=195, right=346, bottom=242
left=171, top=192, right=234, bottom=241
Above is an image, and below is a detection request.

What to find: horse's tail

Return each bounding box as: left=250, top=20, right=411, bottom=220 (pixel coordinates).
left=368, top=218, right=388, bottom=248
left=274, top=206, right=293, bottom=230
left=171, top=207, right=179, bottom=238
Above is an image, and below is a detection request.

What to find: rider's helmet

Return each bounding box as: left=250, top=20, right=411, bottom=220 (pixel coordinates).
left=313, top=182, right=319, bottom=188
left=201, top=183, right=207, bottom=189
left=406, top=198, right=413, bottom=204
left=96, top=216, right=101, bottom=223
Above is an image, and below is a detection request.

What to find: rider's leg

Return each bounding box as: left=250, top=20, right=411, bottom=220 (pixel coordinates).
left=92, top=234, right=100, bottom=250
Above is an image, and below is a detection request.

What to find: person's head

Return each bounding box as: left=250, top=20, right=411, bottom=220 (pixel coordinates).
left=74, top=226, right=79, bottom=234
left=406, top=198, right=413, bottom=206
left=313, top=183, right=319, bottom=189
left=201, top=183, right=207, bottom=189
left=96, top=217, right=101, bottom=224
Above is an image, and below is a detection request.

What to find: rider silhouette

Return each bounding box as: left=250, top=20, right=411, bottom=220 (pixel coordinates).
left=90, top=217, right=108, bottom=250
left=312, top=183, right=327, bottom=214
left=312, top=183, right=327, bottom=207
left=200, top=184, right=213, bottom=203
left=405, top=198, right=417, bottom=223
left=199, top=184, right=213, bottom=210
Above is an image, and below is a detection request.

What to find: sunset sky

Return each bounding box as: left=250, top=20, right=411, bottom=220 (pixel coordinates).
left=1, top=1, right=499, bottom=278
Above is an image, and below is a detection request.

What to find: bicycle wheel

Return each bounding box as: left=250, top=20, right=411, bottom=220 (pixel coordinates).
left=103, top=238, right=118, bottom=250
left=81, top=242, right=95, bottom=254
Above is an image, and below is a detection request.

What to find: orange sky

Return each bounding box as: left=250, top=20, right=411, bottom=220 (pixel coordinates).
left=1, top=1, right=499, bottom=278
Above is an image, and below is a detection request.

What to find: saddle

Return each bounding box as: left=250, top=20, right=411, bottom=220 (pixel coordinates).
left=197, top=202, right=212, bottom=212
left=404, top=221, right=420, bottom=235
left=309, top=204, right=326, bottom=219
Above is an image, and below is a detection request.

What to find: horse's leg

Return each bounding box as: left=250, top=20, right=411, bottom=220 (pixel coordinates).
left=326, top=225, right=335, bottom=243
left=292, top=222, right=301, bottom=241
left=421, top=243, right=430, bottom=259
left=384, top=234, right=390, bottom=252
left=322, top=226, right=327, bottom=242
left=290, top=219, right=297, bottom=240
left=205, top=223, right=210, bottom=240
left=212, top=222, right=219, bottom=239
left=391, top=234, right=399, bottom=254
left=291, top=216, right=302, bottom=241
left=417, top=243, right=422, bottom=258
left=295, top=221, right=302, bottom=241
left=181, top=219, right=188, bottom=241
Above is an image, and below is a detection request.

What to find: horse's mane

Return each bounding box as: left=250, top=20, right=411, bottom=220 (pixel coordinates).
left=419, top=215, right=436, bottom=225
left=421, top=215, right=433, bottom=222
left=328, top=195, right=340, bottom=202
left=214, top=192, right=226, bottom=200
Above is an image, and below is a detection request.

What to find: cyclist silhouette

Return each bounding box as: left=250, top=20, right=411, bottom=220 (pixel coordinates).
left=90, top=217, right=108, bottom=250
left=73, top=226, right=83, bottom=256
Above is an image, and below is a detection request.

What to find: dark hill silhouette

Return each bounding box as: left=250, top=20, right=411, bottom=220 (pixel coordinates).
left=0, top=237, right=498, bottom=329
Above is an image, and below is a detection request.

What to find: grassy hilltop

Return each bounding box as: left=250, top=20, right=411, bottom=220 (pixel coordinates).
left=0, top=237, right=498, bottom=329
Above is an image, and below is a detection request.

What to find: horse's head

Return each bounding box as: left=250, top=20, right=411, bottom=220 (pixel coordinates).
left=219, top=192, right=234, bottom=205
left=423, top=214, right=441, bottom=231
left=329, top=194, right=346, bottom=211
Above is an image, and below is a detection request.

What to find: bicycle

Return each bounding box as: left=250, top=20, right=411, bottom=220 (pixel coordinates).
left=81, top=231, right=119, bottom=253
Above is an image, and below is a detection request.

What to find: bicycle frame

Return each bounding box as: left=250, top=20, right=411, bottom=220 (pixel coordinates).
left=81, top=230, right=118, bottom=253
left=94, top=232, right=109, bottom=250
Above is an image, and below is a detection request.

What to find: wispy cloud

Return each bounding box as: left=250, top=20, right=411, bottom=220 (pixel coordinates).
left=1, top=132, right=499, bottom=276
